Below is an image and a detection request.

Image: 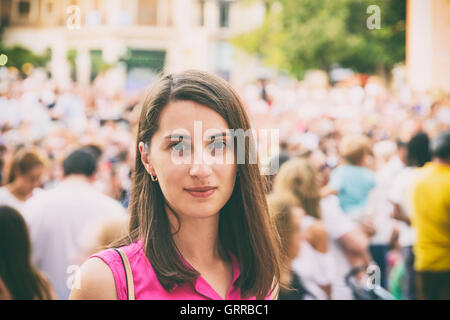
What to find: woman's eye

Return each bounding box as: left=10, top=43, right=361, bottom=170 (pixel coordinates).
left=170, top=141, right=189, bottom=152
left=208, top=140, right=227, bottom=151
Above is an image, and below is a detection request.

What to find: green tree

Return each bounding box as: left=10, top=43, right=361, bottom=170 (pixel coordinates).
left=233, top=0, right=406, bottom=79
left=0, top=45, right=51, bottom=68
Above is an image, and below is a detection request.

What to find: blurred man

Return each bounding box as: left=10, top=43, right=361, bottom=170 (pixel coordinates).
left=410, top=131, right=450, bottom=300
left=23, top=148, right=126, bottom=299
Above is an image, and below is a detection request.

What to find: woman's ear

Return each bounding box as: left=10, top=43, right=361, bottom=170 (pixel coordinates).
left=138, top=142, right=156, bottom=176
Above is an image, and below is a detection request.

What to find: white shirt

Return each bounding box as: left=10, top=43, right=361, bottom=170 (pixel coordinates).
left=320, top=195, right=356, bottom=300
left=366, top=156, right=405, bottom=245
left=22, top=177, right=126, bottom=300
left=291, top=215, right=335, bottom=300
left=388, top=167, right=417, bottom=247
left=0, top=187, right=26, bottom=213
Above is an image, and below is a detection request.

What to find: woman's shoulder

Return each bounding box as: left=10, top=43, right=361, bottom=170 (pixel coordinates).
left=69, top=254, right=118, bottom=299
left=70, top=240, right=144, bottom=300
left=92, top=240, right=143, bottom=264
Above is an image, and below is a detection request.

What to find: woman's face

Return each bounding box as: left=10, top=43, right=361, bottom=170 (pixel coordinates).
left=15, top=165, right=44, bottom=196
left=139, top=100, right=238, bottom=220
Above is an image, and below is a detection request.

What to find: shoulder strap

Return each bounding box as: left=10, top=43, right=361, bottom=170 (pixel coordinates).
left=113, top=248, right=135, bottom=300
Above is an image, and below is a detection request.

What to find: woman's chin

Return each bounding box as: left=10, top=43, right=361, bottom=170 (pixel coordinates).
left=182, top=206, right=221, bottom=219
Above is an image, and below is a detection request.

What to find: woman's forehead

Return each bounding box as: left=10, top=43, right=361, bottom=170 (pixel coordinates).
left=156, top=101, right=230, bottom=136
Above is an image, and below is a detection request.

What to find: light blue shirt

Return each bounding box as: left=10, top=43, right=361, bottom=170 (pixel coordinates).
left=329, top=164, right=376, bottom=214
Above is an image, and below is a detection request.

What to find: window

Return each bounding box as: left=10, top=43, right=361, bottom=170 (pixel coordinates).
left=218, top=0, right=230, bottom=28
left=18, top=0, right=30, bottom=17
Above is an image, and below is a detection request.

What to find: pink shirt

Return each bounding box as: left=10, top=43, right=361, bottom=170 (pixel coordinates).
left=91, top=240, right=264, bottom=300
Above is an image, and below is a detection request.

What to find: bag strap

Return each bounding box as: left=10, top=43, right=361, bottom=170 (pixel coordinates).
left=113, top=248, right=135, bottom=300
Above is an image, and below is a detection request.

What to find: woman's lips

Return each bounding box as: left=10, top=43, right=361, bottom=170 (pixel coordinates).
left=185, top=187, right=217, bottom=198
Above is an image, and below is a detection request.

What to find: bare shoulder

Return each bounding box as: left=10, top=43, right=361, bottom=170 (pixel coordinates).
left=306, top=221, right=329, bottom=253
left=69, top=257, right=117, bottom=300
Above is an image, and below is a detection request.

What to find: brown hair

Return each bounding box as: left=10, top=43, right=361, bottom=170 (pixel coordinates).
left=267, top=192, right=301, bottom=288
left=272, top=157, right=322, bottom=219
left=113, top=70, right=280, bottom=299
left=6, top=148, right=46, bottom=184
left=0, top=206, right=53, bottom=300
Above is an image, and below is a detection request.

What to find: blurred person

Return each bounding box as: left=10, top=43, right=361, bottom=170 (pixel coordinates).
left=268, top=192, right=316, bottom=300
left=324, top=135, right=376, bottom=223
left=396, top=140, right=408, bottom=165
left=0, top=148, right=46, bottom=212
left=309, top=149, right=372, bottom=299
left=258, top=78, right=273, bottom=107
left=364, top=140, right=404, bottom=289
left=0, top=145, right=6, bottom=184
left=410, top=131, right=450, bottom=300
left=0, top=205, right=55, bottom=300
left=70, top=70, right=280, bottom=300
left=272, top=158, right=334, bottom=299
left=22, top=148, right=126, bottom=299
left=78, top=214, right=129, bottom=265
left=388, top=132, right=432, bottom=300
left=265, top=141, right=291, bottom=194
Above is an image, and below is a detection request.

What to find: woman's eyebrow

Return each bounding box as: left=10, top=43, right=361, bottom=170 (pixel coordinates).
left=207, top=132, right=231, bottom=140
left=163, top=133, right=191, bottom=140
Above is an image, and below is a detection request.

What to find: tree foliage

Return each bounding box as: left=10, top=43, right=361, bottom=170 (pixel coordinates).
left=233, top=0, right=406, bottom=79
left=0, top=44, right=51, bottom=69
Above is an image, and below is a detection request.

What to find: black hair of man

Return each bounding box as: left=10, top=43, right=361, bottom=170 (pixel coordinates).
left=63, top=149, right=97, bottom=177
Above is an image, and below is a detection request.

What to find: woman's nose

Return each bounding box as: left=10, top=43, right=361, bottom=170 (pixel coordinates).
left=189, top=148, right=213, bottom=178
left=189, top=161, right=212, bottom=178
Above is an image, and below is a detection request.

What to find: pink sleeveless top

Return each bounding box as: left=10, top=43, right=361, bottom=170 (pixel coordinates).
left=91, top=240, right=266, bottom=300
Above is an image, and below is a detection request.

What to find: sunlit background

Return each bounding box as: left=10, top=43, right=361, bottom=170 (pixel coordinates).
left=0, top=0, right=449, bottom=301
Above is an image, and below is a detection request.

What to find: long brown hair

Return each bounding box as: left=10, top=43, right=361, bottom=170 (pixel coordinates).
left=113, top=70, right=280, bottom=299
left=272, top=157, right=322, bottom=219
left=0, top=206, right=53, bottom=300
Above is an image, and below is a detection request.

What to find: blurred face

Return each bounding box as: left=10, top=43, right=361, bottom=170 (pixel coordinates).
left=288, top=206, right=304, bottom=260
left=309, top=150, right=330, bottom=187
left=15, top=165, right=44, bottom=196
left=139, top=100, right=237, bottom=221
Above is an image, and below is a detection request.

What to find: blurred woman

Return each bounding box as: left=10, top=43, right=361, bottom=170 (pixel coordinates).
left=268, top=192, right=315, bottom=300
left=272, top=157, right=334, bottom=299
left=0, top=148, right=46, bottom=212
left=0, top=205, right=55, bottom=300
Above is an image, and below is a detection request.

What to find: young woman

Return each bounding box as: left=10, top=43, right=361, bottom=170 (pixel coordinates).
left=70, top=70, right=280, bottom=300
left=272, top=157, right=334, bottom=299
left=0, top=205, right=55, bottom=300
left=0, top=148, right=45, bottom=212
left=268, top=192, right=315, bottom=300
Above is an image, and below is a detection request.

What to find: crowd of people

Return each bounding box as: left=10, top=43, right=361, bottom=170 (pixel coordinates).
left=0, top=67, right=449, bottom=300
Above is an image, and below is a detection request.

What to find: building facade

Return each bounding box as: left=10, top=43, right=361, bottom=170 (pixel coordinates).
left=0, top=0, right=266, bottom=87
left=407, top=0, right=450, bottom=92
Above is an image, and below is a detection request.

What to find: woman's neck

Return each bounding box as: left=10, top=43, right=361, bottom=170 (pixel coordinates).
left=167, top=207, right=223, bottom=267
left=6, top=183, right=29, bottom=202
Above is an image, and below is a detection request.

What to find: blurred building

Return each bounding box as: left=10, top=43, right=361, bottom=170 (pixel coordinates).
left=407, top=0, right=450, bottom=92
left=0, top=0, right=266, bottom=87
